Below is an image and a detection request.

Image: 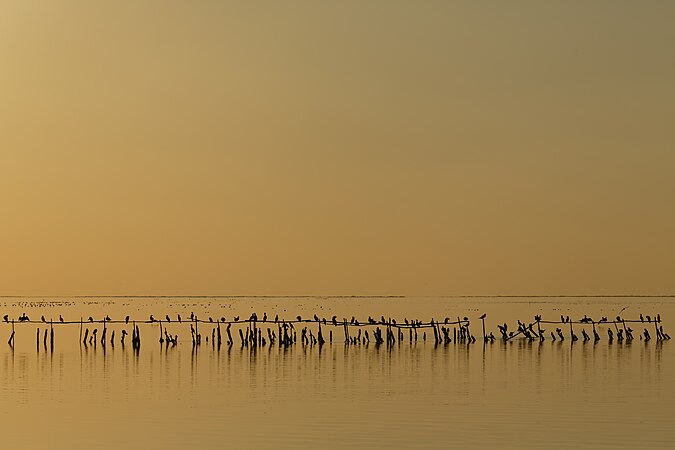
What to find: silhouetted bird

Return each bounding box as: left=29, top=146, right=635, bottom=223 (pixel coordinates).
left=166, top=315, right=171, bottom=323
left=444, top=318, right=449, bottom=324
left=561, top=315, right=565, bottom=323
left=332, top=316, right=337, bottom=326
left=234, top=316, right=239, bottom=322
left=2, top=315, right=7, bottom=322
left=479, top=313, right=486, bottom=320
left=640, top=314, right=644, bottom=322
left=177, top=314, right=181, bottom=323
left=220, top=317, right=226, bottom=322
left=209, top=317, right=213, bottom=322
left=59, top=315, right=64, bottom=323
left=274, top=315, right=278, bottom=323
left=463, top=316, right=469, bottom=321
left=263, top=313, right=267, bottom=322
left=88, top=317, right=94, bottom=322
left=41, top=316, right=46, bottom=323
left=314, top=314, right=319, bottom=322
left=105, top=315, right=111, bottom=322
left=297, top=316, right=302, bottom=322
left=125, top=316, right=130, bottom=324
left=646, top=315, right=651, bottom=323
left=190, top=312, right=194, bottom=320
left=150, top=315, right=155, bottom=322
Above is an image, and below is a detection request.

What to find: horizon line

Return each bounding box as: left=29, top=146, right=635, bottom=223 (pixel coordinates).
left=1, top=294, right=674, bottom=299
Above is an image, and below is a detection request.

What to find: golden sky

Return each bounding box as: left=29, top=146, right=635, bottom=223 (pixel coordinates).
left=1, top=2, right=674, bottom=295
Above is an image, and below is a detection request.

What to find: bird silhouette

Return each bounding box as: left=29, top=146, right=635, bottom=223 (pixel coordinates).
left=41, top=316, right=46, bottom=323
left=125, top=316, right=130, bottom=324
left=2, top=315, right=7, bottom=322
left=479, top=313, right=486, bottom=320
left=177, top=314, right=181, bottom=323
left=166, top=315, right=171, bottom=323
left=640, top=314, right=644, bottom=322
left=59, top=315, right=64, bottom=323
left=150, top=315, right=155, bottom=322
left=88, top=317, right=93, bottom=322
left=234, top=316, right=239, bottom=322
left=297, top=315, right=302, bottom=322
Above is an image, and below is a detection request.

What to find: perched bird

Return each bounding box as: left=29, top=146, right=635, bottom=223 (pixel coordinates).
left=150, top=315, right=155, bottom=322
left=263, top=313, right=267, bottom=322
left=646, top=315, right=651, bottom=323
left=220, top=317, right=226, bottom=322
left=297, top=315, right=302, bottom=322
left=3, top=315, right=8, bottom=322
left=41, top=315, right=46, bottom=323
left=234, top=316, right=239, bottom=322
left=444, top=318, right=449, bottom=324
left=209, top=317, right=213, bottom=322
left=177, top=314, right=182, bottom=323
left=332, top=316, right=337, bottom=326
left=125, top=316, right=130, bottom=324
left=314, top=314, right=319, bottom=322
left=88, top=317, right=94, bottom=322
left=105, top=315, right=111, bottom=322
left=165, top=315, right=171, bottom=323
left=59, top=315, right=64, bottom=323
left=479, top=313, right=486, bottom=320
left=274, top=315, right=278, bottom=323
left=640, top=314, right=644, bottom=322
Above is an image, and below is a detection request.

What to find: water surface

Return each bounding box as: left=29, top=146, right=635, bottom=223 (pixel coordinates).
left=0, top=296, right=671, bottom=449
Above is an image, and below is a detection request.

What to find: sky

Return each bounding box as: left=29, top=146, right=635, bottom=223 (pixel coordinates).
left=0, top=1, right=674, bottom=296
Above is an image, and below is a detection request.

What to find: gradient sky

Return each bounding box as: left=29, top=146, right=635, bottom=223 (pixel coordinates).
left=1, top=1, right=674, bottom=295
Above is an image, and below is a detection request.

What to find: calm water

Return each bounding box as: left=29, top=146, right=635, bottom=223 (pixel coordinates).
left=0, top=296, right=672, bottom=449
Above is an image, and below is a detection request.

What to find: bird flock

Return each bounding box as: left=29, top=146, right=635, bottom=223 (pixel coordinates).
left=1, top=310, right=670, bottom=349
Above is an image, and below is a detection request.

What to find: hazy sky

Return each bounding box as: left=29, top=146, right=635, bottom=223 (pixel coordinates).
left=1, top=1, right=674, bottom=295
